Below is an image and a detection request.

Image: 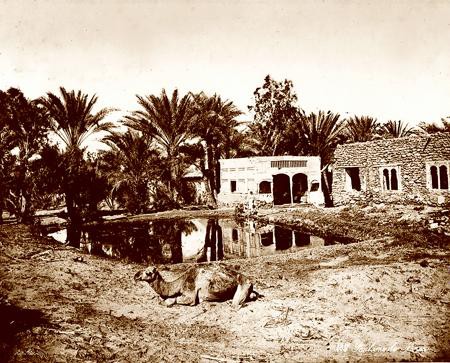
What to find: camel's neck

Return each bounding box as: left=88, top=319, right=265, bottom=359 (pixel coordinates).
left=149, top=272, right=184, bottom=298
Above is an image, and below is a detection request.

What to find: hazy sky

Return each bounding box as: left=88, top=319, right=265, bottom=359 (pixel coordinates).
left=1, top=0, right=449, bottom=127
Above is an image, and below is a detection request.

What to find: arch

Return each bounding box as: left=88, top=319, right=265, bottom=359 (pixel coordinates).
left=430, top=166, right=439, bottom=189
left=273, top=174, right=291, bottom=205
left=292, top=173, right=308, bottom=203
left=260, top=232, right=273, bottom=246
left=274, top=226, right=292, bottom=250
left=259, top=180, right=271, bottom=194
left=390, top=169, right=398, bottom=190
left=231, top=228, right=239, bottom=242
left=383, top=169, right=390, bottom=190
left=439, top=165, right=448, bottom=189
left=294, top=232, right=310, bottom=246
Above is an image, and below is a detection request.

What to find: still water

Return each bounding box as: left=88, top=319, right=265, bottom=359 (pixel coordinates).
left=49, top=218, right=343, bottom=264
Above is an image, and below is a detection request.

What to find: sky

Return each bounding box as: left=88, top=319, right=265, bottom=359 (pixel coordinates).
left=1, top=0, right=449, bottom=132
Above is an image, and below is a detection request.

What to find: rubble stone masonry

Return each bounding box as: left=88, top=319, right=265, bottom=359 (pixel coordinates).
left=332, top=133, right=450, bottom=206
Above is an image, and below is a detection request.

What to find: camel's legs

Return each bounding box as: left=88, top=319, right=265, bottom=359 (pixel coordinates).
left=176, top=291, right=197, bottom=306
left=162, top=297, right=177, bottom=307
left=232, top=275, right=253, bottom=306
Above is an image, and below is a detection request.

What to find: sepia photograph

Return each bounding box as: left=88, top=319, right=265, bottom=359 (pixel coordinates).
left=0, top=0, right=449, bottom=361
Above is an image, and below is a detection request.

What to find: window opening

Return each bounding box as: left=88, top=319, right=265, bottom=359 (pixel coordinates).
left=345, top=167, right=361, bottom=191
left=259, top=181, right=271, bottom=194
left=391, top=169, right=398, bottom=190
left=383, top=169, right=390, bottom=190
left=439, top=165, right=448, bottom=189
left=230, top=180, right=236, bottom=192
left=431, top=166, right=439, bottom=189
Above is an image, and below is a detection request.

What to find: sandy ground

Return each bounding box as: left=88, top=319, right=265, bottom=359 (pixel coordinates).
left=0, top=205, right=449, bottom=362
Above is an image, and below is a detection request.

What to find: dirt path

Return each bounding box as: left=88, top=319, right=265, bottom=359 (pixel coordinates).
left=1, top=206, right=449, bottom=362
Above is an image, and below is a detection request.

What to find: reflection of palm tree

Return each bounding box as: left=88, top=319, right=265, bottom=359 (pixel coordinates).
left=125, top=89, right=193, bottom=205
left=198, top=219, right=223, bottom=262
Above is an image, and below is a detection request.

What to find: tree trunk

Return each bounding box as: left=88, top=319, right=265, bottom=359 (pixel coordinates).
left=65, top=190, right=81, bottom=248
left=321, top=169, right=333, bottom=207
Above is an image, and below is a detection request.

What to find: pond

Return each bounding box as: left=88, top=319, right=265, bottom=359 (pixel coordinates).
left=49, top=218, right=346, bottom=264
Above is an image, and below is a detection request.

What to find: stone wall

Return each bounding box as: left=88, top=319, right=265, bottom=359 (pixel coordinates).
left=332, top=133, right=450, bottom=206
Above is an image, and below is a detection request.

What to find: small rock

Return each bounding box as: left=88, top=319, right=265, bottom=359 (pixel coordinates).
left=419, top=260, right=429, bottom=267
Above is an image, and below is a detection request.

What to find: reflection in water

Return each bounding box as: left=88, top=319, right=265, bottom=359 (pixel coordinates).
left=221, top=221, right=332, bottom=259
left=81, top=220, right=195, bottom=264
left=51, top=217, right=348, bottom=264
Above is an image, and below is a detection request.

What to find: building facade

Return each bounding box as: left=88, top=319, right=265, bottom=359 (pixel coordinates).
left=332, top=133, right=450, bottom=206
left=217, top=156, right=325, bottom=206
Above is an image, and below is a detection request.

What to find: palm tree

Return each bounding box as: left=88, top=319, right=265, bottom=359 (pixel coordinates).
left=418, top=117, right=450, bottom=134
left=39, top=87, right=115, bottom=246
left=291, top=110, right=346, bottom=206
left=0, top=115, right=16, bottom=223
left=381, top=120, right=417, bottom=138
left=295, top=111, right=345, bottom=165
left=344, top=115, right=381, bottom=143
left=190, top=93, right=243, bottom=205
left=102, top=130, right=159, bottom=213
left=125, top=89, right=193, bottom=205
left=0, top=88, right=51, bottom=222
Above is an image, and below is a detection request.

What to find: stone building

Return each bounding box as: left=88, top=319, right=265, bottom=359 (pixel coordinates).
left=217, top=156, right=325, bottom=206
left=332, top=133, right=450, bottom=206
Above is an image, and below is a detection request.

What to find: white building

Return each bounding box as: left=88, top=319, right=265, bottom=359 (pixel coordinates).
left=217, top=156, right=325, bottom=206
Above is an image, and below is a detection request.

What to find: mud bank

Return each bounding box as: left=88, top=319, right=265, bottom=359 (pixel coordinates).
left=1, top=205, right=449, bottom=362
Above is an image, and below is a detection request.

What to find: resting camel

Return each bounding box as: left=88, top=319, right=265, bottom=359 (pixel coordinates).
left=134, top=264, right=256, bottom=307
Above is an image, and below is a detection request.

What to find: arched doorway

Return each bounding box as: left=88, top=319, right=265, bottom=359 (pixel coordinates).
left=292, top=173, right=308, bottom=203
left=273, top=174, right=291, bottom=205
left=274, top=226, right=292, bottom=250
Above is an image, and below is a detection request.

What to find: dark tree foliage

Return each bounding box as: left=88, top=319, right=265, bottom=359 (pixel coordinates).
left=343, top=115, right=381, bottom=143
left=125, top=89, right=194, bottom=206
left=101, top=130, right=160, bottom=214
left=381, top=120, right=418, bottom=138
left=0, top=88, right=50, bottom=223
left=189, top=92, right=243, bottom=206
left=248, top=75, right=303, bottom=156
left=419, top=117, right=450, bottom=134
left=39, top=87, right=115, bottom=247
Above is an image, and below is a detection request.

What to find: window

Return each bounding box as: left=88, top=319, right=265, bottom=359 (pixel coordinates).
left=428, top=162, right=449, bottom=190
left=259, top=181, right=271, bottom=194
left=271, top=160, right=307, bottom=168
left=439, top=166, right=448, bottom=189
left=260, top=232, right=273, bottom=246
left=345, top=167, right=361, bottom=191
left=230, top=180, right=236, bottom=192
left=381, top=167, right=400, bottom=191
left=431, top=166, right=439, bottom=189
left=232, top=229, right=239, bottom=242
left=310, top=181, right=320, bottom=192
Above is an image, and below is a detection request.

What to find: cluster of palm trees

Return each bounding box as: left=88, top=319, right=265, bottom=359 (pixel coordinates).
left=1, top=79, right=449, bottom=244
left=0, top=86, right=243, bottom=245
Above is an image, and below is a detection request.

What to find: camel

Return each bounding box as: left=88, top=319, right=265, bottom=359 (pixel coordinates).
left=134, top=264, right=256, bottom=307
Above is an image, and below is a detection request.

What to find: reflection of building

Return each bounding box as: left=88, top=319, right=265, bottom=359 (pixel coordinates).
left=220, top=220, right=324, bottom=258
left=332, top=133, right=450, bottom=206
left=217, top=156, right=325, bottom=206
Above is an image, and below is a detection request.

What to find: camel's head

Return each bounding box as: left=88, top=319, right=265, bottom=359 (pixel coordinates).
left=134, top=266, right=159, bottom=283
